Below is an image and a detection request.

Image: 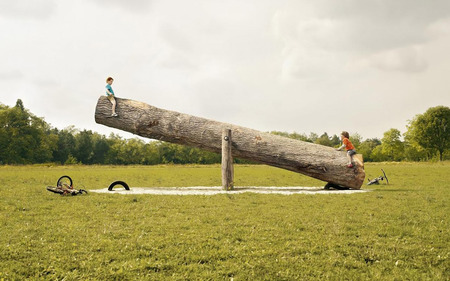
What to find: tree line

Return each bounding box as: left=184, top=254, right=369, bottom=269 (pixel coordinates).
left=0, top=99, right=448, bottom=165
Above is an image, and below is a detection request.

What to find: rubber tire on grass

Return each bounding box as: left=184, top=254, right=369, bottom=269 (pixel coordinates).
left=108, top=181, right=130, bottom=191
left=57, top=175, right=73, bottom=188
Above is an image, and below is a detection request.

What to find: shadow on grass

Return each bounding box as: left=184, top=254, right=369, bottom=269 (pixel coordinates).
left=369, top=188, right=415, bottom=192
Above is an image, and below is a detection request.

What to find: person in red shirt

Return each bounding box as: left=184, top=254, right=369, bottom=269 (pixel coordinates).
left=337, top=131, right=356, bottom=168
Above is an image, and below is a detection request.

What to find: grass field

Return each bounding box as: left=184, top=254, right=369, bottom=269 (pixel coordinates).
left=0, top=163, right=449, bottom=280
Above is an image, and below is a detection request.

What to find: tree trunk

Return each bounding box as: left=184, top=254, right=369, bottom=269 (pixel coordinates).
left=95, top=96, right=365, bottom=189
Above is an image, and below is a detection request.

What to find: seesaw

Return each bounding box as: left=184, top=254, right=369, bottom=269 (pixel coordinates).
left=94, top=96, right=365, bottom=190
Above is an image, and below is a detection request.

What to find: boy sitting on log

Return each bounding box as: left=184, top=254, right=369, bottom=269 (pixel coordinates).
left=105, top=77, right=118, bottom=117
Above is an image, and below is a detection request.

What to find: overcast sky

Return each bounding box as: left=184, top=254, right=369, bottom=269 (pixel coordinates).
left=1, top=0, right=449, bottom=140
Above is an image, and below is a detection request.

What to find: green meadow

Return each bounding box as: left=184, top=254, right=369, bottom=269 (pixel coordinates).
left=0, top=163, right=449, bottom=280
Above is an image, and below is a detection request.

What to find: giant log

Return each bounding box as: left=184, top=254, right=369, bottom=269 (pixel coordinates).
left=95, top=96, right=365, bottom=189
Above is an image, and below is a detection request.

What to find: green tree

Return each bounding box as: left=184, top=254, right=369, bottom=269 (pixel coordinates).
left=65, top=154, right=79, bottom=165
left=270, top=131, right=290, bottom=138
left=74, top=130, right=94, bottom=164
left=117, top=138, right=146, bottom=164
left=0, top=102, right=34, bottom=163
left=0, top=100, right=55, bottom=164
left=308, top=132, right=318, bottom=143
left=359, top=138, right=381, bottom=162
left=34, top=129, right=58, bottom=163
left=403, top=140, right=428, bottom=161
left=105, top=134, right=126, bottom=164
left=370, top=145, right=386, bottom=162
left=381, top=128, right=404, bottom=161
left=143, top=141, right=162, bottom=165
left=290, top=132, right=311, bottom=142
left=92, top=133, right=110, bottom=164
left=406, top=106, right=450, bottom=161
left=53, top=127, right=77, bottom=164
left=349, top=133, right=362, bottom=149
left=15, top=99, right=25, bottom=111
left=315, top=133, right=332, bottom=146
left=330, top=134, right=340, bottom=147
left=270, top=131, right=310, bottom=142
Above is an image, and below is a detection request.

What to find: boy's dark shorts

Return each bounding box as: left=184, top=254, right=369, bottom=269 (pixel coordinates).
left=347, top=149, right=357, bottom=156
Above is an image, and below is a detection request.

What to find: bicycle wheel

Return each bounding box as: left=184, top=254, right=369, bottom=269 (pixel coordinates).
left=57, top=175, right=73, bottom=188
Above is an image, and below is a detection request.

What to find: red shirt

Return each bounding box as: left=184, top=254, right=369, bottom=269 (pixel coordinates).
left=343, top=137, right=355, bottom=151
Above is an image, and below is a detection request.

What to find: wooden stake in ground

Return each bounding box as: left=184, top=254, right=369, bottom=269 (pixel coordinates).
left=222, top=129, right=234, bottom=190
left=95, top=96, right=365, bottom=189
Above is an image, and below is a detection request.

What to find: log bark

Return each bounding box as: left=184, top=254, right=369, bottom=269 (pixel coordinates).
left=221, top=129, right=234, bottom=190
left=95, top=96, right=365, bottom=189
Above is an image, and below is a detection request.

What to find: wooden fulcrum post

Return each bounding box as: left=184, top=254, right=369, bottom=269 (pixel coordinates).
left=221, top=129, right=234, bottom=190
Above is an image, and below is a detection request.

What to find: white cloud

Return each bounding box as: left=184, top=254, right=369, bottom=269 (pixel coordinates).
left=90, top=0, right=152, bottom=13
left=362, top=46, right=428, bottom=73
left=427, top=17, right=450, bottom=38
left=0, top=70, right=24, bottom=81
left=0, top=0, right=56, bottom=20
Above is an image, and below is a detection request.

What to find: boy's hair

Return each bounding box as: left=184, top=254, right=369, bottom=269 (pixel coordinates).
left=341, top=131, right=350, bottom=139
left=106, top=77, right=114, bottom=83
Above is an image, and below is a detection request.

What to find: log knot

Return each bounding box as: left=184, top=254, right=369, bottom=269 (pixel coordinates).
left=254, top=135, right=266, bottom=145
left=148, top=120, right=159, bottom=127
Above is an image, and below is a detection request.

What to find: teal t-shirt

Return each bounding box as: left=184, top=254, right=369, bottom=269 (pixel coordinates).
left=106, top=84, right=114, bottom=96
